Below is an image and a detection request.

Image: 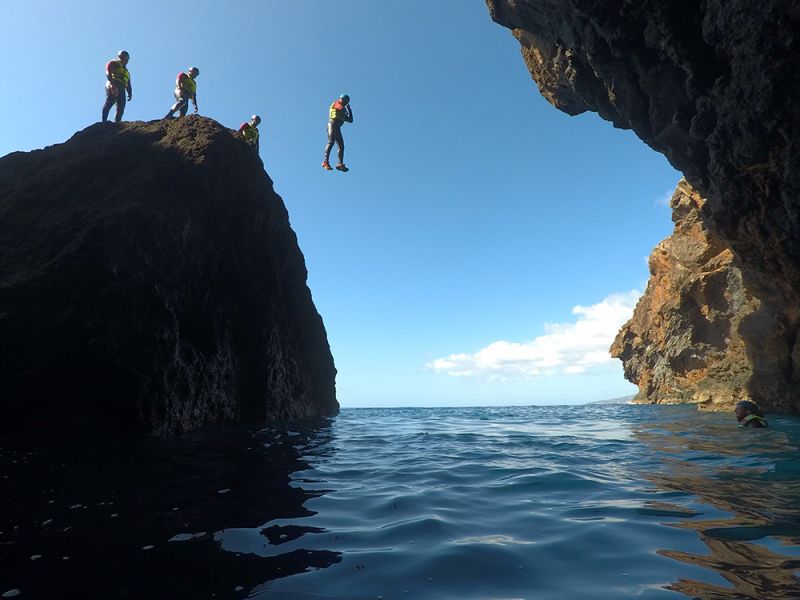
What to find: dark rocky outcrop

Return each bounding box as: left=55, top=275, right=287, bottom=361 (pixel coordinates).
left=0, top=117, right=338, bottom=436
left=487, top=1, right=800, bottom=411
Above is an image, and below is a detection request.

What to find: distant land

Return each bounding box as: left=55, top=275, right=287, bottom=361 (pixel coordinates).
left=589, top=395, right=635, bottom=405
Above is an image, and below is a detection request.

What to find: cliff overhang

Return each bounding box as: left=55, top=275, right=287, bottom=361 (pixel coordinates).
left=486, top=1, right=800, bottom=411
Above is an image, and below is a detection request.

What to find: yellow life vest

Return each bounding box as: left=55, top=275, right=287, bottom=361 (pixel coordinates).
left=108, top=60, right=130, bottom=86
left=242, top=123, right=259, bottom=144
left=177, top=73, right=197, bottom=96
left=329, top=101, right=346, bottom=123
left=739, top=414, right=767, bottom=427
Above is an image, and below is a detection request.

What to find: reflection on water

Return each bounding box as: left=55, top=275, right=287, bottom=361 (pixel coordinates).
left=662, top=536, right=800, bottom=599
left=0, top=423, right=340, bottom=598
left=635, top=412, right=800, bottom=599
left=2, top=405, right=799, bottom=599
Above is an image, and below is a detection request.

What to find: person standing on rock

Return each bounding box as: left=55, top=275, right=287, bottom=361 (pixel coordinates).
left=322, top=93, right=353, bottom=172
left=101, top=50, right=132, bottom=123
left=238, top=115, right=261, bottom=153
left=164, top=67, right=199, bottom=118
left=734, top=400, right=768, bottom=428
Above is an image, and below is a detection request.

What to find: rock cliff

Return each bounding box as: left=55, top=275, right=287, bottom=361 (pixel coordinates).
left=610, top=180, right=796, bottom=411
left=487, top=1, right=800, bottom=410
left=0, top=117, right=338, bottom=435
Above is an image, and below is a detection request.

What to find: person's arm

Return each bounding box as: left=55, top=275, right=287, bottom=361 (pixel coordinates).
left=192, top=93, right=198, bottom=113
left=105, top=61, right=115, bottom=83
left=345, top=105, right=353, bottom=123
left=127, top=78, right=132, bottom=101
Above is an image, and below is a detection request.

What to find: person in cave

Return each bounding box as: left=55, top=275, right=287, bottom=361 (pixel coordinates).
left=734, top=400, right=768, bottom=428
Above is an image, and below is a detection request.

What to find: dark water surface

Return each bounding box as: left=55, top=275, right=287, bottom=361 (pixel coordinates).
left=2, top=405, right=799, bottom=599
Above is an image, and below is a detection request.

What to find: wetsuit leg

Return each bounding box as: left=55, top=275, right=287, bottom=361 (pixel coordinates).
left=324, top=122, right=337, bottom=163
left=102, top=89, right=117, bottom=122
left=114, top=93, right=127, bottom=123
left=335, top=128, right=345, bottom=164
left=166, top=98, right=188, bottom=118
left=166, top=92, right=188, bottom=118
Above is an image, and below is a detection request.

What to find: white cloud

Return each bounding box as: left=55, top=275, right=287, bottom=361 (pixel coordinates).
left=654, top=188, right=675, bottom=207
left=427, top=291, right=640, bottom=383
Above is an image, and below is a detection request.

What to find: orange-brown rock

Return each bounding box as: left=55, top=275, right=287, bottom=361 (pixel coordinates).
left=610, top=180, right=799, bottom=411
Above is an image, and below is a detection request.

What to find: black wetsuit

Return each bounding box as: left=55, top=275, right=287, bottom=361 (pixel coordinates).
left=102, top=86, right=127, bottom=122
left=324, top=101, right=353, bottom=164
left=102, top=60, right=131, bottom=123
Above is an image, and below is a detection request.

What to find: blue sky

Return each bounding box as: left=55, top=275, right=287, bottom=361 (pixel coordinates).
left=0, top=1, right=680, bottom=407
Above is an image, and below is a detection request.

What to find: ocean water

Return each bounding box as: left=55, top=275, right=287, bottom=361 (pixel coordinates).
left=2, top=404, right=800, bottom=599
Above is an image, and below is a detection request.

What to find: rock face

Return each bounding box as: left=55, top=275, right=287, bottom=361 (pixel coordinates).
left=0, top=117, right=338, bottom=436
left=487, top=1, right=800, bottom=410
left=610, top=180, right=797, bottom=411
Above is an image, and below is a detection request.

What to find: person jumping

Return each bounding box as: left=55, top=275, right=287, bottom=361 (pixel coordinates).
left=322, top=93, right=353, bottom=172
left=101, top=50, right=132, bottom=123
left=164, top=67, right=199, bottom=118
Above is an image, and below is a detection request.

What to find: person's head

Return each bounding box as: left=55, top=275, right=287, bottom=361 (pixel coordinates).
left=734, top=400, right=761, bottom=422
left=339, top=93, right=350, bottom=106
left=188, top=66, right=200, bottom=79
left=250, top=114, right=261, bottom=126
left=118, top=50, right=130, bottom=65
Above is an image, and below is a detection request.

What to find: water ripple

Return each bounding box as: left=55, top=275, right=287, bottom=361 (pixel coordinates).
left=260, top=405, right=800, bottom=600
left=2, top=405, right=799, bottom=599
